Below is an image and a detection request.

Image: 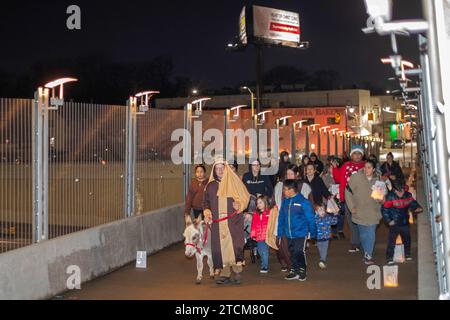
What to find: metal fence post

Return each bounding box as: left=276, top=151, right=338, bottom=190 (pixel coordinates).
left=124, top=97, right=137, bottom=218
left=224, top=109, right=229, bottom=161
left=183, top=104, right=193, bottom=201
left=326, top=131, right=330, bottom=159
left=290, top=124, right=296, bottom=161
left=317, top=130, right=321, bottom=158
left=305, top=127, right=310, bottom=155
left=32, top=88, right=49, bottom=243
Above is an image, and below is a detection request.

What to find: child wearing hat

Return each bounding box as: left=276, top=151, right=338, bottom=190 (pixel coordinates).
left=381, top=179, right=422, bottom=264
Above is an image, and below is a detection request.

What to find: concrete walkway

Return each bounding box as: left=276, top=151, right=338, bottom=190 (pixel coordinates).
left=61, top=221, right=418, bottom=300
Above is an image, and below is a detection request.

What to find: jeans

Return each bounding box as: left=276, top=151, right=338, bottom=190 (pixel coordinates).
left=346, top=208, right=361, bottom=247
left=386, top=225, right=411, bottom=259
left=288, top=237, right=307, bottom=272
left=317, top=240, right=329, bottom=262
left=257, top=241, right=269, bottom=270
left=356, top=224, right=378, bottom=259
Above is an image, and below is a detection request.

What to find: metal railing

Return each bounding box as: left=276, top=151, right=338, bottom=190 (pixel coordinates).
left=0, top=98, right=34, bottom=253
left=0, top=96, right=186, bottom=253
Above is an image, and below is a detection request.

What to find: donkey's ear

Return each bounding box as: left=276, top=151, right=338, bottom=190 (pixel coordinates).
left=185, top=215, right=193, bottom=226
left=193, top=217, right=201, bottom=229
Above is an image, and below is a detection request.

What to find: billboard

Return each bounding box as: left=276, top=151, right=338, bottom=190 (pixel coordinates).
left=253, top=5, right=300, bottom=47
left=239, top=6, right=248, bottom=45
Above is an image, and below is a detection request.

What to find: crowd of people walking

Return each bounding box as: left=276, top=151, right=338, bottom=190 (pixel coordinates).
left=184, top=147, right=422, bottom=285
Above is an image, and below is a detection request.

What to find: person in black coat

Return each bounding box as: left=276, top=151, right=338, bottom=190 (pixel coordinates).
left=242, top=159, right=274, bottom=211
left=380, top=152, right=405, bottom=185
left=309, top=152, right=324, bottom=175
left=303, top=163, right=331, bottom=207
left=276, top=151, right=291, bottom=183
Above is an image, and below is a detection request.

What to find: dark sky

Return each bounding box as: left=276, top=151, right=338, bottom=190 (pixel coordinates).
left=0, top=0, right=424, bottom=90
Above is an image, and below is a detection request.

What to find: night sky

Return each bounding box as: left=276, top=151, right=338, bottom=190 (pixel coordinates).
left=0, top=0, right=423, bottom=94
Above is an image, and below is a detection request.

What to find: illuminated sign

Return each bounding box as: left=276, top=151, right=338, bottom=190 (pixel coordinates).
left=253, top=5, right=300, bottom=47
left=239, top=6, right=247, bottom=45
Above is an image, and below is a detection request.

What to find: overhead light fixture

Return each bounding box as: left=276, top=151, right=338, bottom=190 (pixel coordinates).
left=190, top=97, right=211, bottom=118
left=44, top=77, right=78, bottom=109
left=256, top=111, right=271, bottom=126
left=229, top=105, right=246, bottom=121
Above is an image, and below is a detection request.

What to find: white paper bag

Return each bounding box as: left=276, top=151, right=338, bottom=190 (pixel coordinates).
left=326, top=198, right=340, bottom=214
left=383, top=265, right=399, bottom=287
left=393, top=244, right=405, bottom=263
left=330, top=184, right=340, bottom=197
left=136, top=251, right=147, bottom=269
left=371, top=181, right=387, bottom=201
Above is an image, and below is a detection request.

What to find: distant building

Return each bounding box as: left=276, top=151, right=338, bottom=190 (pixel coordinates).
left=156, top=89, right=397, bottom=138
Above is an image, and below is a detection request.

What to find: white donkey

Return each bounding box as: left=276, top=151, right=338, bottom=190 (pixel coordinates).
left=183, top=218, right=215, bottom=284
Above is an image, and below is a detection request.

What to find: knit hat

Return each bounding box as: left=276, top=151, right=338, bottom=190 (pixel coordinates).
left=350, top=145, right=364, bottom=157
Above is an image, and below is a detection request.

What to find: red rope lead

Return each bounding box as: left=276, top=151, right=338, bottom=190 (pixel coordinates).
left=212, top=210, right=239, bottom=223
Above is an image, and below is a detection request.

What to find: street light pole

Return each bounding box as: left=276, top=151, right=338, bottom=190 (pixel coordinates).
left=242, top=86, right=255, bottom=129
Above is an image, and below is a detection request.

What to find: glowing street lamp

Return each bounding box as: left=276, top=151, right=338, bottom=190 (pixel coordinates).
left=309, top=123, right=320, bottom=132
left=330, top=128, right=339, bottom=135
left=256, top=110, right=271, bottom=126
left=293, top=120, right=308, bottom=129
left=134, top=90, right=160, bottom=114
left=229, top=105, right=247, bottom=121
left=276, top=116, right=292, bottom=128
left=242, top=86, right=255, bottom=119
left=320, top=126, right=331, bottom=133
left=44, top=77, right=78, bottom=109
left=381, top=57, right=414, bottom=81
left=190, top=97, right=211, bottom=118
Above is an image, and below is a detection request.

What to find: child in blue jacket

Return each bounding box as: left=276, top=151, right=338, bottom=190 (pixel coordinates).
left=277, top=179, right=316, bottom=281
left=381, top=180, right=422, bottom=264
left=315, top=205, right=338, bottom=269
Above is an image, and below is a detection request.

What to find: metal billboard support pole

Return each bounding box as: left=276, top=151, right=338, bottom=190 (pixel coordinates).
left=32, top=88, right=50, bottom=243
left=124, top=97, right=137, bottom=218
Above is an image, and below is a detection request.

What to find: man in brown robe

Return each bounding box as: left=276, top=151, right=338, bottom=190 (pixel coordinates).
left=203, top=158, right=250, bottom=285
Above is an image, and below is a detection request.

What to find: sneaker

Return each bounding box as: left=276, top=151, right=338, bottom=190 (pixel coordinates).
left=318, top=261, right=327, bottom=269
left=281, top=267, right=288, bottom=272
left=298, top=268, right=307, bottom=281
left=232, top=273, right=242, bottom=285
left=338, top=231, right=346, bottom=240
left=386, top=259, right=395, bottom=265
left=284, top=270, right=300, bottom=280
left=364, top=254, right=375, bottom=265
left=348, top=246, right=360, bottom=253
left=406, top=256, right=413, bottom=261
left=332, top=234, right=339, bottom=240
left=260, top=268, right=268, bottom=274
left=215, top=277, right=232, bottom=285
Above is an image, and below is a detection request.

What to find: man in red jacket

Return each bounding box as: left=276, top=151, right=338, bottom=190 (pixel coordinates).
left=331, top=145, right=366, bottom=252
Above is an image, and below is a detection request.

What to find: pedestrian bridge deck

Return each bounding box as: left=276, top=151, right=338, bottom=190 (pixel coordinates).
left=61, top=222, right=417, bottom=300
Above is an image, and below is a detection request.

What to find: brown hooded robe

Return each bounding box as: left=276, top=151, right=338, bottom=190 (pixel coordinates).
left=203, top=160, right=250, bottom=270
